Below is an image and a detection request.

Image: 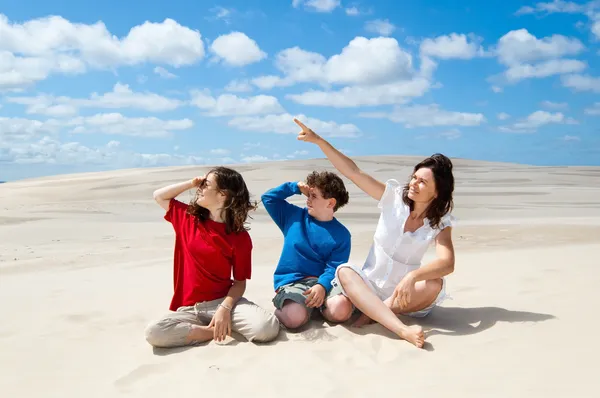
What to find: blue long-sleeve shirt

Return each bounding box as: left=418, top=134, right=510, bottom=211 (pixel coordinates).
left=261, top=181, right=351, bottom=293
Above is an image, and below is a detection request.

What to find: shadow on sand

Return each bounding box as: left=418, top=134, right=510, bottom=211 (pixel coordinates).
left=343, top=305, right=556, bottom=350
left=418, top=306, right=556, bottom=337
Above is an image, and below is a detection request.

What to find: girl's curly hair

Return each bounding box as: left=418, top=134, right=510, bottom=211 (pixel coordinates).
left=402, top=153, right=455, bottom=229
left=187, top=166, right=257, bottom=234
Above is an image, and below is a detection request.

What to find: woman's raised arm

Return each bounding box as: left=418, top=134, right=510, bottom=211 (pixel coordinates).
left=294, top=118, right=385, bottom=201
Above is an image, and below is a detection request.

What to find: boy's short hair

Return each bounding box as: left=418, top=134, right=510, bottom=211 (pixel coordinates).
left=306, top=171, right=349, bottom=212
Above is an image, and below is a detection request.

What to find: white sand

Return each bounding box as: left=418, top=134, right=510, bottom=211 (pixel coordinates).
left=1, top=156, right=599, bottom=397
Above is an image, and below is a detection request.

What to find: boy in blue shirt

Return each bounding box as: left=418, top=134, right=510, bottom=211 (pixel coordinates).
left=262, top=171, right=354, bottom=329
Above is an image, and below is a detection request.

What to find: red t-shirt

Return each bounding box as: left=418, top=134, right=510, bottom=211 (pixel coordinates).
left=164, top=199, right=252, bottom=310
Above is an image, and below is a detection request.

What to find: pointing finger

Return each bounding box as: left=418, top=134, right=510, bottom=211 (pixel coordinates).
left=293, top=118, right=309, bottom=131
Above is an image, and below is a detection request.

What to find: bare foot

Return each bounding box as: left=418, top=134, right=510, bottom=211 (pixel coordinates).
left=186, top=325, right=214, bottom=344
left=398, top=325, right=425, bottom=348
left=351, top=313, right=373, bottom=328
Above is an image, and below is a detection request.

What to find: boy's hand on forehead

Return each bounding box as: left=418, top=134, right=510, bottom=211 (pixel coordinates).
left=297, top=181, right=310, bottom=196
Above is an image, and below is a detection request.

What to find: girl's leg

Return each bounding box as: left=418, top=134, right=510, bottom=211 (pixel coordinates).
left=144, top=309, right=213, bottom=348
left=229, top=297, right=281, bottom=342
left=337, top=267, right=425, bottom=348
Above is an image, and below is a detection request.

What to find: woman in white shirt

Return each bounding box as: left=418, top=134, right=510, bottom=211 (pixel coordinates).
left=294, top=119, right=456, bottom=348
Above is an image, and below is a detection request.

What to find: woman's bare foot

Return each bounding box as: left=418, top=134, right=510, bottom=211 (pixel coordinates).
left=351, top=313, right=373, bottom=328
left=398, top=325, right=425, bottom=348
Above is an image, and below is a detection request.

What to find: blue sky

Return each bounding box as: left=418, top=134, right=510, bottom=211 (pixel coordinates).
left=1, top=0, right=599, bottom=181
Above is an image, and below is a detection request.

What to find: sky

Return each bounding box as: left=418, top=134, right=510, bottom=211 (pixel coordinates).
left=1, top=0, right=600, bottom=181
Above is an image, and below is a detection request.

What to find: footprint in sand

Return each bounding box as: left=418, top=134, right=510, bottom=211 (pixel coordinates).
left=114, top=363, right=170, bottom=391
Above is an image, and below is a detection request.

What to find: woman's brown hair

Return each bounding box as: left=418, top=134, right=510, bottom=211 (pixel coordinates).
left=187, top=166, right=257, bottom=234
left=402, top=153, right=454, bottom=229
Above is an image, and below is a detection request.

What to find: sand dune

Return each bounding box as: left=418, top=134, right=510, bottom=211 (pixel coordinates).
left=1, top=156, right=599, bottom=397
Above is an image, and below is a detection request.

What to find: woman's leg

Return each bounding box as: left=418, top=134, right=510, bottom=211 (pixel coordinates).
left=337, top=267, right=425, bottom=348
left=388, top=279, right=443, bottom=316
left=144, top=308, right=213, bottom=348
left=230, top=297, right=281, bottom=342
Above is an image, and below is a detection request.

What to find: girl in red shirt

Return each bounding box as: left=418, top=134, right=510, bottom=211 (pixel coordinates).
left=145, top=167, right=280, bottom=347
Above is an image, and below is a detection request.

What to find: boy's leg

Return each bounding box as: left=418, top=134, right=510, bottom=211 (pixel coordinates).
left=272, top=278, right=317, bottom=329
left=321, top=283, right=355, bottom=323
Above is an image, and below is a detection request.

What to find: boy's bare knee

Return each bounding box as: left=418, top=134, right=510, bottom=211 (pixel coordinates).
left=277, top=303, right=310, bottom=329
left=324, top=295, right=353, bottom=323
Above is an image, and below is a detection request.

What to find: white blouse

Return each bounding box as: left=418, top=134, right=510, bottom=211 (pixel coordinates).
left=360, top=179, right=455, bottom=296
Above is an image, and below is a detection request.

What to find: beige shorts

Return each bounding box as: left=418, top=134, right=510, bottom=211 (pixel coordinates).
left=330, top=263, right=447, bottom=318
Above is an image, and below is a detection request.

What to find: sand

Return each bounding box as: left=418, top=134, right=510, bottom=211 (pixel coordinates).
left=1, top=156, right=599, bottom=397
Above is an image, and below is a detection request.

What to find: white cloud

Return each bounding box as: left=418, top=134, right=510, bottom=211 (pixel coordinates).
left=345, top=7, right=360, bottom=16
left=515, top=1, right=590, bottom=15
left=561, top=74, right=600, bottom=92
left=491, top=86, right=503, bottom=93
left=209, top=6, right=233, bottom=24
left=286, top=78, right=431, bottom=107
left=489, top=28, right=587, bottom=86
left=0, top=51, right=85, bottom=91
left=153, top=66, right=177, bottom=79
left=517, top=1, right=600, bottom=41
left=504, top=59, right=586, bottom=82
left=1, top=113, right=193, bottom=145
left=210, top=32, right=267, bottom=66
left=359, top=104, right=486, bottom=128
left=66, top=113, right=194, bottom=137
left=0, top=116, right=61, bottom=142
left=495, top=29, right=584, bottom=66
left=497, top=112, right=511, bottom=120
left=252, top=36, right=415, bottom=89
left=241, top=155, right=271, bottom=163
left=440, top=129, right=462, bottom=140
left=0, top=136, right=205, bottom=166
left=541, top=100, right=568, bottom=109
left=364, top=19, right=396, bottom=36
left=228, top=113, right=361, bottom=138
left=563, top=135, right=581, bottom=141
left=287, top=150, right=310, bottom=159
left=515, top=1, right=600, bottom=39
left=7, top=83, right=183, bottom=116
left=252, top=75, right=287, bottom=90
left=293, top=0, right=341, bottom=13
left=420, top=33, right=486, bottom=59
left=0, top=15, right=204, bottom=66
left=225, top=79, right=253, bottom=92
left=584, top=102, right=600, bottom=115
left=190, top=90, right=285, bottom=116
left=0, top=15, right=204, bottom=89
left=593, top=16, right=600, bottom=39
left=499, top=110, right=578, bottom=133
left=210, top=148, right=231, bottom=155
left=254, top=36, right=431, bottom=108
left=6, top=96, right=79, bottom=117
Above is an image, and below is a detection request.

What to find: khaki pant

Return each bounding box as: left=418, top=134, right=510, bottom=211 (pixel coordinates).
left=145, top=297, right=280, bottom=348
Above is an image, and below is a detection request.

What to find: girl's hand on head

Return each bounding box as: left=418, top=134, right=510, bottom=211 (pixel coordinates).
left=191, top=175, right=205, bottom=187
